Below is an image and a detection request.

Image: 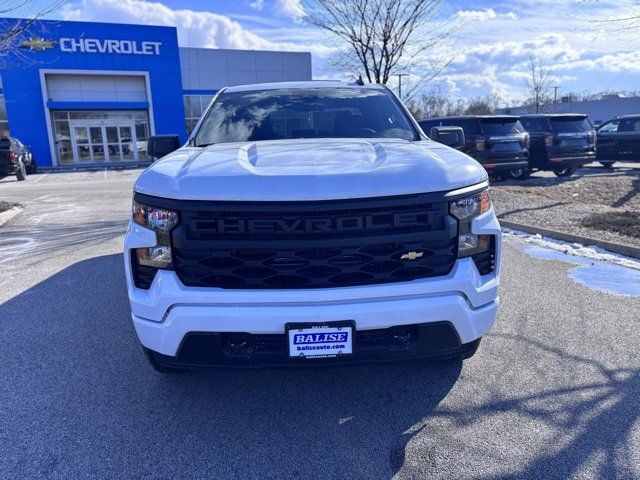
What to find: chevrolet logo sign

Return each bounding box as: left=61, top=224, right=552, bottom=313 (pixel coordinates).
left=401, top=251, right=424, bottom=261
left=19, top=37, right=57, bottom=51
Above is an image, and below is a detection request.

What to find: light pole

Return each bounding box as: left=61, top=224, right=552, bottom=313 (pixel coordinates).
left=396, top=74, right=408, bottom=99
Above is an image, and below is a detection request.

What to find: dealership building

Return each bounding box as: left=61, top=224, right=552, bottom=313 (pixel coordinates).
left=0, top=19, right=312, bottom=168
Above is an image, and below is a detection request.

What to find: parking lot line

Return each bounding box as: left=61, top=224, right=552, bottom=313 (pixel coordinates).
left=32, top=172, right=49, bottom=183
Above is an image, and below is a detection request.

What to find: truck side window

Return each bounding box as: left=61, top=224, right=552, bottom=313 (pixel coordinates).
left=598, top=120, right=620, bottom=133
left=619, top=119, right=640, bottom=132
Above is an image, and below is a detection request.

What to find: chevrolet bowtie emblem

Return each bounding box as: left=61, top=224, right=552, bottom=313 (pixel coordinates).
left=20, top=37, right=57, bottom=51
left=401, top=251, right=424, bottom=261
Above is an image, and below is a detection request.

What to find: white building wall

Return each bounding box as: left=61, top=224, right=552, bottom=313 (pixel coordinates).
left=179, top=48, right=312, bottom=90
left=500, top=95, right=640, bottom=125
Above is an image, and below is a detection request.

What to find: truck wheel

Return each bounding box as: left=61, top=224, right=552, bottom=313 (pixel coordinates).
left=143, top=347, right=183, bottom=373
left=553, top=167, right=577, bottom=177
left=505, top=168, right=530, bottom=180
left=27, top=160, right=37, bottom=174
left=599, top=161, right=615, bottom=168
left=16, top=161, right=27, bottom=181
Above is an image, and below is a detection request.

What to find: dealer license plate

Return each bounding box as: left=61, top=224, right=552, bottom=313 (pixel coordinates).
left=287, top=322, right=354, bottom=359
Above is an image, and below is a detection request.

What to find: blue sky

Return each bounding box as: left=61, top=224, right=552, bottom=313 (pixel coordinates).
left=21, top=0, right=640, bottom=105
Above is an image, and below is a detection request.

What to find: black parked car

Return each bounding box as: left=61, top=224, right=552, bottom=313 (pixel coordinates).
left=419, top=115, right=529, bottom=180
left=0, top=137, right=35, bottom=181
left=596, top=115, right=640, bottom=167
left=519, top=114, right=596, bottom=177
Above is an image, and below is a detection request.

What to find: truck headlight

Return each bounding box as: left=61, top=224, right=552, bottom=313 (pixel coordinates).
left=450, top=190, right=491, bottom=257
left=132, top=201, right=178, bottom=269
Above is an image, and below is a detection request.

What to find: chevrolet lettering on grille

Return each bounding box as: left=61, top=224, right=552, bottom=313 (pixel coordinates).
left=199, top=212, right=431, bottom=234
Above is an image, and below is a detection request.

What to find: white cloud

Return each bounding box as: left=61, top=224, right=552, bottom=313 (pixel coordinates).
left=60, top=0, right=324, bottom=53
left=249, top=0, right=265, bottom=11
left=55, top=0, right=640, bottom=101
left=558, top=51, right=640, bottom=74
left=61, top=0, right=277, bottom=50
left=275, top=0, right=304, bottom=22
left=454, top=8, right=517, bottom=23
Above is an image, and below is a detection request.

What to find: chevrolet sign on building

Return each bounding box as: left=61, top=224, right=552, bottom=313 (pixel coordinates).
left=0, top=19, right=312, bottom=168
left=59, top=38, right=163, bottom=55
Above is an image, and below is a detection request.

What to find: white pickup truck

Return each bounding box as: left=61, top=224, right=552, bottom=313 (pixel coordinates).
left=124, top=81, right=501, bottom=372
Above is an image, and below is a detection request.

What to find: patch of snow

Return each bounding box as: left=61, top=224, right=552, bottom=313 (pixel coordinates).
left=503, top=228, right=640, bottom=270
left=503, top=228, right=640, bottom=297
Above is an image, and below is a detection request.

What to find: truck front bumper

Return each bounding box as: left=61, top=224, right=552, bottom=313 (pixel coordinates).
left=124, top=210, right=501, bottom=366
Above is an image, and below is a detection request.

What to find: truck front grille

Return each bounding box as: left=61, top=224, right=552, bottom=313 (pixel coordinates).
left=167, top=194, right=458, bottom=289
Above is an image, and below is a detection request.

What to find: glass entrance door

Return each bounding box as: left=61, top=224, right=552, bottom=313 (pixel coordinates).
left=72, top=126, right=92, bottom=163
left=70, top=121, right=137, bottom=164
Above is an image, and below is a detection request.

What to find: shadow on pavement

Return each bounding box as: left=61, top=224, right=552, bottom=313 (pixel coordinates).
left=0, top=253, right=460, bottom=478
left=3, top=254, right=636, bottom=478
left=434, top=333, right=640, bottom=479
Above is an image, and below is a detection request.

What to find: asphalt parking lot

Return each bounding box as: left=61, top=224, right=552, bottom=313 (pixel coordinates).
left=1, top=170, right=639, bottom=479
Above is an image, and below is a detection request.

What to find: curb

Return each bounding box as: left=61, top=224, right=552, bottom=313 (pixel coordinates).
left=500, top=220, right=640, bottom=260
left=38, top=162, right=152, bottom=173
left=0, top=206, right=23, bottom=227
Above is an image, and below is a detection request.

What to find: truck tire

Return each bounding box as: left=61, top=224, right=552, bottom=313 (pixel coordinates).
left=16, top=161, right=27, bottom=181
left=27, top=160, right=37, bottom=174
left=599, top=161, right=615, bottom=168
left=553, top=167, right=577, bottom=177
left=505, top=168, right=530, bottom=180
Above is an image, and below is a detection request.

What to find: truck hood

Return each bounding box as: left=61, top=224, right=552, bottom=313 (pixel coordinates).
left=134, top=138, right=487, bottom=201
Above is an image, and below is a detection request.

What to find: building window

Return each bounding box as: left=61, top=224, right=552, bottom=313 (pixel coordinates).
left=184, top=94, right=214, bottom=134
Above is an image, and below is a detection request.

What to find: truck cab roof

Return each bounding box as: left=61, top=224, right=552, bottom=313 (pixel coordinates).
left=520, top=113, right=588, bottom=119
left=424, top=115, right=520, bottom=122
left=224, top=80, right=387, bottom=93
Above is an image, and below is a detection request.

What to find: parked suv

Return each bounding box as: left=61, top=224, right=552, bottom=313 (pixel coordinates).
left=519, top=114, right=596, bottom=177
left=596, top=115, right=640, bottom=167
left=0, top=137, right=35, bottom=181
left=419, top=116, right=529, bottom=180
left=125, top=82, right=501, bottom=372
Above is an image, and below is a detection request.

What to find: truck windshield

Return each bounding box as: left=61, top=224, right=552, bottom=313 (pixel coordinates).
left=480, top=119, right=524, bottom=136
left=550, top=117, right=592, bottom=133
left=0, top=138, right=10, bottom=149
left=194, top=87, right=418, bottom=146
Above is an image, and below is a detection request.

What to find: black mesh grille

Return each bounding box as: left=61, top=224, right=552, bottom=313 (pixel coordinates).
left=168, top=194, right=458, bottom=289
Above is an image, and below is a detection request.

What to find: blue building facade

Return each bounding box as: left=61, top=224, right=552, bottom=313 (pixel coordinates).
left=0, top=19, right=312, bottom=168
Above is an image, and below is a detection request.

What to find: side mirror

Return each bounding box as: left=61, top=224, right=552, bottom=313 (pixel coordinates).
left=429, top=126, right=466, bottom=150
left=147, top=134, right=181, bottom=159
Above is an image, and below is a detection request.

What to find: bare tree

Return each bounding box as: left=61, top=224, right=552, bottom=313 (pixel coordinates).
left=580, top=1, right=640, bottom=32
left=464, top=94, right=502, bottom=115
left=301, top=0, right=458, bottom=89
left=404, top=83, right=457, bottom=119
left=0, top=1, right=66, bottom=64
left=522, top=53, right=557, bottom=114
